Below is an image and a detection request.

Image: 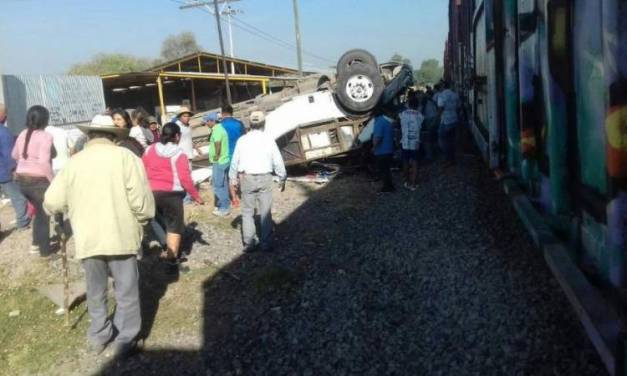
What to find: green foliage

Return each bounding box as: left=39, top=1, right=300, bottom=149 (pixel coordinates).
left=390, top=53, right=412, bottom=66
left=413, top=59, right=444, bottom=85
left=160, top=31, right=201, bottom=61
left=67, top=32, right=201, bottom=76
left=68, top=53, right=152, bottom=75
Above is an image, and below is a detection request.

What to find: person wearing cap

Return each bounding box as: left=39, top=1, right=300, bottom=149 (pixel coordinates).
left=175, top=106, right=196, bottom=161
left=220, top=104, right=245, bottom=208
left=204, top=112, right=231, bottom=216
left=44, top=114, right=155, bottom=358
left=147, top=116, right=160, bottom=144
left=229, top=111, right=286, bottom=253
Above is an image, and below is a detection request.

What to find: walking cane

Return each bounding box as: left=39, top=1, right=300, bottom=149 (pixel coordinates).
left=57, top=220, right=70, bottom=327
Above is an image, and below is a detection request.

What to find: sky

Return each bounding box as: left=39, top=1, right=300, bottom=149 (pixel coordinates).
left=0, top=0, right=449, bottom=74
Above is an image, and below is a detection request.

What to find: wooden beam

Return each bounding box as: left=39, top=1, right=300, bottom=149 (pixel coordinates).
left=197, top=56, right=202, bottom=72
left=146, top=51, right=299, bottom=75
left=178, top=63, right=182, bottom=72
left=216, top=59, right=220, bottom=74
left=244, top=64, right=248, bottom=75
left=191, top=79, right=197, bottom=112
left=158, top=72, right=271, bottom=83
left=157, top=76, right=166, bottom=121
left=261, top=80, right=267, bottom=95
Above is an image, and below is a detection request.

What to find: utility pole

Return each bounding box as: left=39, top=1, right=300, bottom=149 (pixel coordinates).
left=222, top=1, right=240, bottom=75
left=213, top=0, right=232, bottom=104
left=292, top=0, right=304, bottom=77
left=179, top=0, right=235, bottom=104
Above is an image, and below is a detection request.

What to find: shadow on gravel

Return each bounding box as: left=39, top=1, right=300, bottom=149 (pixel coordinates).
left=97, top=166, right=361, bottom=375
left=97, top=127, right=607, bottom=376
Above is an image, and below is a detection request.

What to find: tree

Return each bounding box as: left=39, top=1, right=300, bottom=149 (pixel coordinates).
left=68, top=53, right=152, bottom=75
left=413, top=59, right=444, bottom=85
left=390, top=53, right=412, bottom=66
left=160, top=32, right=201, bottom=61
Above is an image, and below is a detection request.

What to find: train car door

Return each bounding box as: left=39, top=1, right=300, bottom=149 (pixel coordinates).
left=503, top=0, right=521, bottom=174
left=471, top=2, right=490, bottom=160
left=485, top=0, right=507, bottom=169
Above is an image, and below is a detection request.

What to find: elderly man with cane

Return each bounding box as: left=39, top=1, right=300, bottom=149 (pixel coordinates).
left=229, top=111, right=286, bottom=253
left=44, top=114, right=155, bottom=358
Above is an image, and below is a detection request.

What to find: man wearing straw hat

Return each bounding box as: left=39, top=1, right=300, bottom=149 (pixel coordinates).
left=44, top=114, right=155, bottom=358
left=175, top=106, right=196, bottom=161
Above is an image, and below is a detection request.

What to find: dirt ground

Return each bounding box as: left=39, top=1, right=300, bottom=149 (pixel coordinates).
left=0, top=176, right=331, bottom=376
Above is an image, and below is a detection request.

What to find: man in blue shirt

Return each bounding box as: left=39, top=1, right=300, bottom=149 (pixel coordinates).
left=371, top=112, right=396, bottom=193
left=220, top=104, right=245, bottom=208
left=0, top=104, right=29, bottom=230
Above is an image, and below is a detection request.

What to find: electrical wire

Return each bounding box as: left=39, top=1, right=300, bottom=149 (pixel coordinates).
left=230, top=14, right=334, bottom=64
left=171, top=0, right=334, bottom=67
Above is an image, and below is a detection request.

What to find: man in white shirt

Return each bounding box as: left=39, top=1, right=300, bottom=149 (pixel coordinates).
left=399, top=93, right=424, bottom=191
left=436, top=81, right=461, bottom=164
left=229, top=111, right=286, bottom=253
left=175, top=107, right=195, bottom=160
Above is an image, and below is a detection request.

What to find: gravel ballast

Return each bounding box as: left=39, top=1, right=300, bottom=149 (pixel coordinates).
left=100, top=150, right=607, bottom=375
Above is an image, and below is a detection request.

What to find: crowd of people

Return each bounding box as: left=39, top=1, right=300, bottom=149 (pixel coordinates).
left=0, top=101, right=286, bottom=358
left=0, top=80, right=457, bottom=358
left=371, top=80, right=461, bottom=193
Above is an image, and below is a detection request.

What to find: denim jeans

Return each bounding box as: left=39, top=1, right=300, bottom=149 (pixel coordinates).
left=17, top=177, right=51, bottom=256
left=438, top=122, right=457, bottom=163
left=212, top=162, right=231, bottom=212
left=0, top=180, right=29, bottom=228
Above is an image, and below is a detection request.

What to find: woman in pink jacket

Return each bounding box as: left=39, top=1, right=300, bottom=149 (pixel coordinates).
left=142, top=122, right=204, bottom=264
left=12, top=105, right=55, bottom=257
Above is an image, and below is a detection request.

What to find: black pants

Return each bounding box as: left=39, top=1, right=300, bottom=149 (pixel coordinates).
left=375, top=154, right=394, bottom=191
left=17, top=176, right=50, bottom=256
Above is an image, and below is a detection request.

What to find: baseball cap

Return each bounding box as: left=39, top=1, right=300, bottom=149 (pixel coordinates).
left=203, top=112, right=219, bottom=123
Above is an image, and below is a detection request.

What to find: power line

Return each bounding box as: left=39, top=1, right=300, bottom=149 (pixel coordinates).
left=230, top=14, right=333, bottom=64
left=171, top=0, right=334, bottom=67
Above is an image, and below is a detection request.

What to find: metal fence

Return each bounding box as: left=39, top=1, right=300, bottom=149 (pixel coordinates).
left=1, top=74, right=105, bottom=134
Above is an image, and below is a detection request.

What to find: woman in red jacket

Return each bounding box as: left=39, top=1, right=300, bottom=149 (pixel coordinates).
left=142, top=122, right=203, bottom=264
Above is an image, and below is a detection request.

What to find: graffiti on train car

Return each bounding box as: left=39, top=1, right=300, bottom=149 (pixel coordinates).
left=445, top=0, right=627, bottom=287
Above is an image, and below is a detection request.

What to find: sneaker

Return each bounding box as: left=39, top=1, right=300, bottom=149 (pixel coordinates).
left=109, top=341, right=137, bottom=359
left=403, top=182, right=411, bottom=190
left=163, top=258, right=181, bottom=266
left=242, top=244, right=258, bottom=254
left=88, top=342, right=107, bottom=355
left=409, top=185, right=417, bottom=192
left=178, top=264, right=191, bottom=274
left=379, top=187, right=396, bottom=194
left=29, top=245, right=39, bottom=254
left=212, top=208, right=220, bottom=215
left=213, top=210, right=231, bottom=217
left=16, top=222, right=31, bottom=231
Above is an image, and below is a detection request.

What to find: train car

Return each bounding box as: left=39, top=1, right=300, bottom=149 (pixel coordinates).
left=446, top=0, right=627, bottom=374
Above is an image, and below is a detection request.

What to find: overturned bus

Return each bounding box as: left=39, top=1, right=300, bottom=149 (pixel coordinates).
left=192, top=49, right=414, bottom=166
